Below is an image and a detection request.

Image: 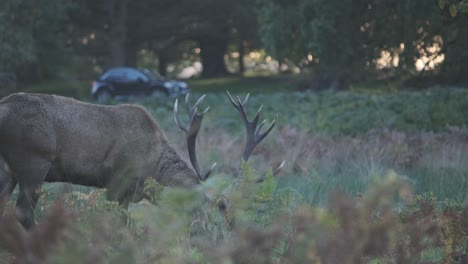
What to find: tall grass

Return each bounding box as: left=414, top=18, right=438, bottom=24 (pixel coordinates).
left=141, top=90, right=467, bottom=203
left=1, top=86, right=467, bottom=263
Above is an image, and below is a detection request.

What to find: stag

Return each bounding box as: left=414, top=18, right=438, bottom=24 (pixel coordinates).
left=0, top=92, right=280, bottom=229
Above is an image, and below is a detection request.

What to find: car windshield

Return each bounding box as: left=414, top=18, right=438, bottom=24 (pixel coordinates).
left=141, top=69, right=165, bottom=81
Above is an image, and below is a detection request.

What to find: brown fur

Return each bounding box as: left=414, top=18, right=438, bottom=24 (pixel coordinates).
left=0, top=93, right=199, bottom=228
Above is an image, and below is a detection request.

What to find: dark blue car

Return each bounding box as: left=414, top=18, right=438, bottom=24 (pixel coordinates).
left=91, top=67, right=189, bottom=102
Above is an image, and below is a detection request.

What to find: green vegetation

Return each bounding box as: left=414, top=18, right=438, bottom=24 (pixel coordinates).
left=257, top=0, right=468, bottom=83
left=1, top=167, right=466, bottom=263
left=14, top=76, right=468, bottom=135
left=1, top=79, right=467, bottom=263
left=140, top=86, right=468, bottom=135
left=6, top=75, right=295, bottom=99
left=187, top=75, right=296, bottom=94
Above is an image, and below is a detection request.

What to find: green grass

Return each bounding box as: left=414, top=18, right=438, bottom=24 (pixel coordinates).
left=5, top=75, right=298, bottom=100
left=186, top=75, right=298, bottom=94
left=139, top=87, right=468, bottom=135
left=1, top=76, right=467, bottom=263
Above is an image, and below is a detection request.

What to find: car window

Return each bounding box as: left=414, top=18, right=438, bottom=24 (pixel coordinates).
left=127, top=69, right=149, bottom=82
left=102, top=69, right=126, bottom=81
left=142, top=69, right=165, bottom=81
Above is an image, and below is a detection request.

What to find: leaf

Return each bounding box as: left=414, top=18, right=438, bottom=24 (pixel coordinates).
left=240, top=160, right=258, bottom=183
left=449, top=4, right=457, bottom=17
left=260, top=169, right=276, bottom=194
left=462, top=3, right=468, bottom=13
left=438, top=0, right=446, bottom=10
left=254, top=169, right=276, bottom=202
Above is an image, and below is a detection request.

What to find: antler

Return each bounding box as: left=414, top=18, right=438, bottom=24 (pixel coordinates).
left=174, top=94, right=216, bottom=181
left=226, top=91, right=285, bottom=177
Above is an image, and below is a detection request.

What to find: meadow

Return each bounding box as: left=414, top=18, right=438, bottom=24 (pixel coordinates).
left=0, top=77, right=467, bottom=263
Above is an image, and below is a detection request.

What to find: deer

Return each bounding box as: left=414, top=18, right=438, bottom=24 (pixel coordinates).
left=0, top=92, right=282, bottom=229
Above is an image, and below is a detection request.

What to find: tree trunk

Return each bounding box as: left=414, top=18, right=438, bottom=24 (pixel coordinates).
left=238, top=39, right=245, bottom=75
left=107, top=0, right=129, bottom=68
left=158, top=53, right=168, bottom=77
left=199, top=35, right=229, bottom=78
left=439, top=17, right=468, bottom=84
left=126, top=42, right=138, bottom=67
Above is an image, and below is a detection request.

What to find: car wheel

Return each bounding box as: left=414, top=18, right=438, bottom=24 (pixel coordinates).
left=97, top=90, right=112, bottom=103
left=151, top=89, right=166, bottom=98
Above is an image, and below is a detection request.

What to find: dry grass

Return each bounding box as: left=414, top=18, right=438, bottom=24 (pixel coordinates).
left=167, top=126, right=467, bottom=199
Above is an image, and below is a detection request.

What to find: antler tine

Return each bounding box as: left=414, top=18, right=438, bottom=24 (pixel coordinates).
left=184, top=93, right=191, bottom=117
left=255, top=115, right=277, bottom=143
left=242, top=93, right=250, bottom=106
left=174, top=98, right=188, bottom=132
left=192, top=94, right=207, bottom=112
left=202, top=162, right=217, bottom=180
left=252, top=105, right=263, bottom=125
left=273, top=160, right=286, bottom=175
left=227, top=91, right=247, bottom=120
left=255, top=161, right=286, bottom=183
left=227, top=91, right=254, bottom=126
left=174, top=93, right=215, bottom=181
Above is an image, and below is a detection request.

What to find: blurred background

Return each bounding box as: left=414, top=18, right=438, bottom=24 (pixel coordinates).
left=1, top=0, right=468, bottom=96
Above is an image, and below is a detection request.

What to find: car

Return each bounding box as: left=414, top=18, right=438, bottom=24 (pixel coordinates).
left=91, top=67, right=189, bottom=102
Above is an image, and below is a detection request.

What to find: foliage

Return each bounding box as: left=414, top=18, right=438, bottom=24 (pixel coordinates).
left=0, top=0, right=72, bottom=88
left=2, top=0, right=468, bottom=85
left=64, top=0, right=259, bottom=77
left=257, top=0, right=468, bottom=82
left=149, top=87, right=468, bottom=135
left=1, top=173, right=466, bottom=263
left=439, top=0, right=468, bottom=16
left=257, top=0, right=370, bottom=71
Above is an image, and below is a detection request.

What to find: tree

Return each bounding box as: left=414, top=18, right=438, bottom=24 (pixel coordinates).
left=257, top=0, right=370, bottom=85
left=69, top=0, right=259, bottom=78
left=257, top=0, right=468, bottom=85
left=437, top=0, right=468, bottom=83
left=0, top=0, right=71, bottom=88
left=175, top=0, right=250, bottom=77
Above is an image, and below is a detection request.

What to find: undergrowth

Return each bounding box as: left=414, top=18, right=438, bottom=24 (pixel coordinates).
left=0, top=169, right=466, bottom=263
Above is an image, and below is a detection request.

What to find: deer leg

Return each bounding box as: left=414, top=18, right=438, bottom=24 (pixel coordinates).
left=16, top=183, right=43, bottom=229
left=106, top=167, right=145, bottom=205
left=13, top=158, right=51, bottom=229
left=105, top=187, right=131, bottom=225
left=0, top=170, right=16, bottom=219
left=106, top=170, right=145, bottom=226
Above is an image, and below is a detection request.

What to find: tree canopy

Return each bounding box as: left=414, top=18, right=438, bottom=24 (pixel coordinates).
left=0, top=0, right=71, bottom=87
left=1, top=0, right=467, bottom=87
